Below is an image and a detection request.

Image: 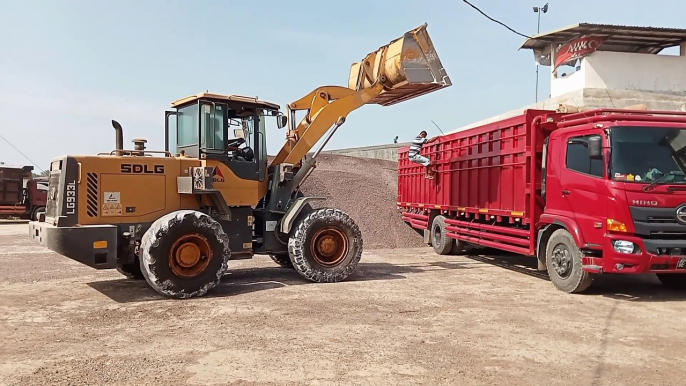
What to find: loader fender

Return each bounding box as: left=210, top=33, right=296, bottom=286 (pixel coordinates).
left=280, top=197, right=326, bottom=234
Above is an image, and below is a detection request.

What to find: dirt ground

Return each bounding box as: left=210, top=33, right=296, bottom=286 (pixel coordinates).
left=2, top=223, right=686, bottom=386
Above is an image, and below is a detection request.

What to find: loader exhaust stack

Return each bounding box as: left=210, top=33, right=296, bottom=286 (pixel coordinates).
left=112, top=120, right=124, bottom=157
left=348, top=23, right=451, bottom=106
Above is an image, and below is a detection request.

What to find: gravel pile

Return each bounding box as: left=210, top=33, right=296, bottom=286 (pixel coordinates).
left=294, top=154, right=425, bottom=250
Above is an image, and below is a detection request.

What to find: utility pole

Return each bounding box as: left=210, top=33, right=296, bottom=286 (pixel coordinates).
left=533, top=3, right=548, bottom=103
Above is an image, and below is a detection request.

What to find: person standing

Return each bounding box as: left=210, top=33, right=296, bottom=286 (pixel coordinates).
left=408, top=130, right=438, bottom=179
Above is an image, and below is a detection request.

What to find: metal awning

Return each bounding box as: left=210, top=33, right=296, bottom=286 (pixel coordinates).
left=520, top=23, right=686, bottom=55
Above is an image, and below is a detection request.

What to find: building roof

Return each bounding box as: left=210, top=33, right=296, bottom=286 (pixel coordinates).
left=171, top=92, right=280, bottom=110
left=520, top=23, right=686, bottom=54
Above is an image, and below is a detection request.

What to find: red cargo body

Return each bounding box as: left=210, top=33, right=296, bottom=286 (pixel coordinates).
left=398, top=110, right=558, bottom=256
left=399, top=107, right=686, bottom=294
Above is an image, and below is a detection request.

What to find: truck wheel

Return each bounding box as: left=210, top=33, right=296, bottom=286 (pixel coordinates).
left=545, top=229, right=593, bottom=293
left=656, top=273, right=686, bottom=291
left=31, top=206, right=45, bottom=221
left=139, top=210, right=231, bottom=299
left=288, top=208, right=362, bottom=283
left=431, top=215, right=454, bottom=255
left=269, top=254, right=294, bottom=269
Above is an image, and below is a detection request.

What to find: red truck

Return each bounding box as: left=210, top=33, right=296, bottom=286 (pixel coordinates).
left=0, top=165, right=48, bottom=221
left=398, top=108, right=686, bottom=293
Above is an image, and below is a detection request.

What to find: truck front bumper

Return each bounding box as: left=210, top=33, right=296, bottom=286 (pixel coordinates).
left=29, top=221, right=119, bottom=269
left=583, top=235, right=686, bottom=274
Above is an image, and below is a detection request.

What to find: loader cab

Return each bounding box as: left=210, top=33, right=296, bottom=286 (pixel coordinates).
left=164, top=92, right=285, bottom=181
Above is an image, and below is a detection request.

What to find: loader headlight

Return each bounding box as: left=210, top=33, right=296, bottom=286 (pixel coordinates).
left=612, top=240, right=638, bottom=254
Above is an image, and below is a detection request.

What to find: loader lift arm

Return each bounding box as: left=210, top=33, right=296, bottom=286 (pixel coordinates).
left=269, top=23, right=452, bottom=168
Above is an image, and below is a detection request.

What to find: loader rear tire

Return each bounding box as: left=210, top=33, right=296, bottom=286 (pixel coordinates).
left=269, top=254, right=294, bottom=269
left=139, top=210, right=231, bottom=299
left=288, top=208, right=362, bottom=283
left=431, top=215, right=454, bottom=255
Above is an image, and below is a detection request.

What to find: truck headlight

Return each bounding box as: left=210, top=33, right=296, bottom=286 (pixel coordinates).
left=613, top=240, right=637, bottom=254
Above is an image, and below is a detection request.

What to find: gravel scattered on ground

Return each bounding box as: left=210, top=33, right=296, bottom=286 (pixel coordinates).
left=3, top=223, right=686, bottom=386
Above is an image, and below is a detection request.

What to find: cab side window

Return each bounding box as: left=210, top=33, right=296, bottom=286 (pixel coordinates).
left=566, top=135, right=604, bottom=177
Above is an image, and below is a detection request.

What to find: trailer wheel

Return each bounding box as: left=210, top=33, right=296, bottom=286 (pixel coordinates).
left=656, top=273, right=686, bottom=291
left=545, top=229, right=593, bottom=293
left=269, top=253, right=294, bottom=269
left=431, top=215, right=454, bottom=255
left=139, top=210, right=231, bottom=299
left=288, top=208, right=362, bottom=283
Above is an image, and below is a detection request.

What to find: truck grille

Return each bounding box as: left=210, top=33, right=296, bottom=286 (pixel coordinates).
left=630, top=206, right=686, bottom=239
left=86, top=172, right=98, bottom=217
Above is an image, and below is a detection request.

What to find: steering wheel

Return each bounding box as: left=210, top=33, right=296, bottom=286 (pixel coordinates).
left=227, top=138, right=245, bottom=148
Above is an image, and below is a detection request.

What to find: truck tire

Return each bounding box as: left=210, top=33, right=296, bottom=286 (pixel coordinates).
left=431, top=215, right=454, bottom=255
left=545, top=229, right=593, bottom=293
left=31, top=206, right=45, bottom=222
left=139, top=210, right=231, bottom=299
left=288, top=208, right=362, bottom=283
left=269, top=254, right=294, bottom=269
left=656, top=273, right=686, bottom=291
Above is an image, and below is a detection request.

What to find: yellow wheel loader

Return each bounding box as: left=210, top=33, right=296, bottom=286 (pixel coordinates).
left=29, top=23, right=451, bottom=298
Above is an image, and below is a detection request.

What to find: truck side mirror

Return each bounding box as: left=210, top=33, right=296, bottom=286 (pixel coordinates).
left=589, top=136, right=602, bottom=159
left=277, top=115, right=287, bottom=129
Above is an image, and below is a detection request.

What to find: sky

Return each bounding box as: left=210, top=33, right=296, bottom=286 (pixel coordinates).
left=1, top=0, right=685, bottom=170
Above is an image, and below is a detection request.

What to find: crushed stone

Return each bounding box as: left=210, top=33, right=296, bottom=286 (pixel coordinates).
left=294, top=154, right=425, bottom=250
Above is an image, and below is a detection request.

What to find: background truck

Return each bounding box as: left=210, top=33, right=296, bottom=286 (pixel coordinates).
left=398, top=108, right=686, bottom=293
left=0, top=165, right=47, bottom=221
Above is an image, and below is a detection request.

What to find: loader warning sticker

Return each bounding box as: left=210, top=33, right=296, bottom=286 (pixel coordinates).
left=104, top=192, right=120, bottom=204
left=102, top=203, right=122, bottom=216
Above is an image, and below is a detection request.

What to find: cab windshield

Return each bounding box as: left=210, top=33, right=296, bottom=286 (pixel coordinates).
left=611, top=126, right=686, bottom=184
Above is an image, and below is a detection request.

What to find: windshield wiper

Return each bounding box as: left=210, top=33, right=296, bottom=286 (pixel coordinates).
left=642, top=171, right=685, bottom=192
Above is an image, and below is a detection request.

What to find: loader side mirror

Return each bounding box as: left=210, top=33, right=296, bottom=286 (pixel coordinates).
left=277, top=114, right=287, bottom=129
left=588, top=136, right=602, bottom=159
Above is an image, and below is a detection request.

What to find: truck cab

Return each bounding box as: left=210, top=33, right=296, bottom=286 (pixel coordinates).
left=542, top=110, right=686, bottom=288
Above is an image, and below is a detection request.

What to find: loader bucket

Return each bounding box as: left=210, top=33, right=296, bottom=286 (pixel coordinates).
left=348, top=23, right=451, bottom=106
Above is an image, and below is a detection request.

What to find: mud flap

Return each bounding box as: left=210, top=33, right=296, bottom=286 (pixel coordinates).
left=280, top=197, right=326, bottom=234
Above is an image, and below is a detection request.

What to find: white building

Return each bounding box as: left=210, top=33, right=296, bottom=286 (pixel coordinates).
left=447, top=23, right=686, bottom=135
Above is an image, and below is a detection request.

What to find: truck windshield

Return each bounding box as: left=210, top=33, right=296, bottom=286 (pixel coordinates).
left=611, top=126, right=686, bottom=184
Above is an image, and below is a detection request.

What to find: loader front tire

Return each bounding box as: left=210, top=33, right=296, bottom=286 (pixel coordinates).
left=288, top=208, right=363, bottom=283
left=139, top=210, right=231, bottom=299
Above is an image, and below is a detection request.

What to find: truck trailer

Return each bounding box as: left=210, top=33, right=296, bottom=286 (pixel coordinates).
left=398, top=108, right=686, bottom=293
left=0, top=165, right=47, bottom=221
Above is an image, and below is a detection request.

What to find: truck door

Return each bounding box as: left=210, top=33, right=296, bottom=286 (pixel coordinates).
left=559, top=133, right=607, bottom=249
